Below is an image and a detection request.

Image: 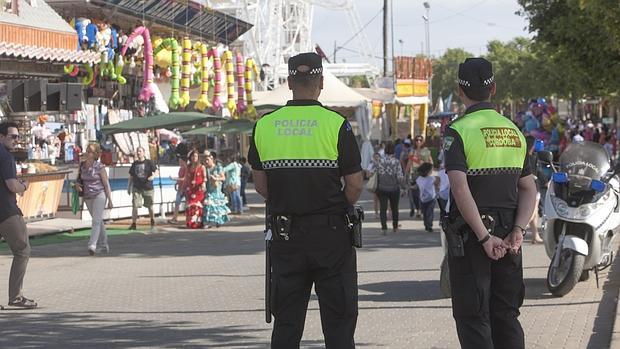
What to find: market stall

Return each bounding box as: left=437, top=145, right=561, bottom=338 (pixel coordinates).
left=17, top=169, right=71, bottom=222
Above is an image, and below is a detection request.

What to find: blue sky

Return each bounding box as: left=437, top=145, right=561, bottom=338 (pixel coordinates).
left=312, top=0, right=531, bottom=67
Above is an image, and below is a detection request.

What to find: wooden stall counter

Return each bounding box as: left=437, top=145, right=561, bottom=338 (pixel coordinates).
left=17, top=171, right=70, bottom=222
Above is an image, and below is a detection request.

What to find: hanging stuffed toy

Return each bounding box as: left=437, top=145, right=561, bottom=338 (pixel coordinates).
left=82, top=64, right=94, bottom=86
left=74, top=18, right=90, bottom=50
left=194, top=43, right=211, bottom=112
left=85, top=21, right=98, bottom=50
left=179, top=37, right=192, bottom=109
left=208, top=47, right=223, bottom=112
left=235, top=51, right=246, bottom=117
left=64, top=64, right=79, bottom=77
left=121, top=26, right=155, bottom=103
left=154, top=38, right=181, bottom=109
left=244, top=57, right=260, bottom=119
left=115, top=55, right=126, bottom=85
left=222, top=50, right=236, bottom=116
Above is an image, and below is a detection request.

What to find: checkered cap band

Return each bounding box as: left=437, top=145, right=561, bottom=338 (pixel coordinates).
left=458, top=75, right=494, bottom=87
left=289, top=67, right=323, bottom=76
left=262, top=159, right=338, bottom=169
left=467, top=167, right=522, bottom=176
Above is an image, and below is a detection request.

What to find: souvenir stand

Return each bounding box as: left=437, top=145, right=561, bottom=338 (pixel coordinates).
left=0, top=0, right=100, bottom=222
left=44, top=0, right=255, bottom=220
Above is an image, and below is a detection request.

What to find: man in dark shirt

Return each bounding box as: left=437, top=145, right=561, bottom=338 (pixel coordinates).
left=128, top=146, right=158, bottom=229
left=0, top=122, right=37, bottom=308
left=239, top=157, right=251, bottom=208
left=248, top=52, right=363, bottom=348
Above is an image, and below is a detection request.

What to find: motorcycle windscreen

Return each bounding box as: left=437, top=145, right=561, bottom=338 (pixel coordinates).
left=558, top=141, right=610, bottom=203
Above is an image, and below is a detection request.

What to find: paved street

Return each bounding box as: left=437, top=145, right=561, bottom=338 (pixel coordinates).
left=0, top=187, right=618, bottom=348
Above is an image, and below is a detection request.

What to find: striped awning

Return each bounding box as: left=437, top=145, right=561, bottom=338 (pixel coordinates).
left=0, top=42, right=101, bottom=64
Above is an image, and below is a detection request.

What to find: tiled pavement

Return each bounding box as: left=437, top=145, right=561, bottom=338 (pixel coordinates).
left=0, top=187, right=618, bottom=348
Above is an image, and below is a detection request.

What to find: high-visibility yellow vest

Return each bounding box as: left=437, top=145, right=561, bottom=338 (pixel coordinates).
left=450, top=109, right=526, bottom=175
left=254, top=105, right=344, bottom=169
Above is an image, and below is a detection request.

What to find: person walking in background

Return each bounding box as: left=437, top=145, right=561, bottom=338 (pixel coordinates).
left=203, top=152, right=230, bottom=227
left=525, top=136, right=544, bottom=244
left=185, top=150, right=206, bottom=229
left=0, top=122, right=37, bottom=308
left=239, top=157, right=251, bottom=210
left=128, top=147, right=158, bottom=230
left=366, top=152, right=381, bottom=217
left=415, top=162, right=438, bottom=232
left=374, top=142, right=405, bottom=235
left=405, top=135, right=434, bottom=218
left=223, top=156, right=243, bottom=214
left=168, top=148, right=188, bottom=224
left=77, top=144, right=113, bottom=255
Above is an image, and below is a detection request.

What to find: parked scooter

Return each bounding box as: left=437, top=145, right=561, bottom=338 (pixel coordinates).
left=538, top=141, right=620, bottom=296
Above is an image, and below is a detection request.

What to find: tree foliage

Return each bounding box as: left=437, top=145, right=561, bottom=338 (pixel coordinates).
left=431, top=48, right=473, bottom=102
left=518, top=0, right=620, bottom=95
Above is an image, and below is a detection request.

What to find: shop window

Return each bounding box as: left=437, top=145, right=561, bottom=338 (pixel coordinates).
left=1, top=0, right=17, bottom=14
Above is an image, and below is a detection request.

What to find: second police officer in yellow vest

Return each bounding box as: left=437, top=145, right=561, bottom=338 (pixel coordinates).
left=248, top=52, right=363, bottom=349
left=443, top=58, right=537, bottom=349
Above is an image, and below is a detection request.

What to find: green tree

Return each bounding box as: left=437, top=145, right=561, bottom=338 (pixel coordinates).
left=431, top=48, right=473, bottom=102
left=518, top=0, right=620, bottom=95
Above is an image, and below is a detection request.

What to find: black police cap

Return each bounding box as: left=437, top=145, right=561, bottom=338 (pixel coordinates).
left=458, top=58, right=494, bottom=88
left=288, top=52, right=323, bottom=76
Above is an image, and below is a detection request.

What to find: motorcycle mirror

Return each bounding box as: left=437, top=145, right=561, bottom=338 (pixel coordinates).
left=537, top=150, right=554, bottom=163
left=552, top=172, right=569, bottom=183
left=590, top=179, right=606, bottom=192
left=534, top=139, right=544, bottom=152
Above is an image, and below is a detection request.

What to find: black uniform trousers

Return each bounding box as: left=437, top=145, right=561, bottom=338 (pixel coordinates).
left=270, top=215, right=358, bottom=349
left=448, top=211, right=525, bottom=349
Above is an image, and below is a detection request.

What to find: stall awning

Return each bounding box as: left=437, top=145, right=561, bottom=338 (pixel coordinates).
left=47, top=0, right=253, bottom=44
left=0, top=42, right=100, bottom=64
left=102, top=111, right=225, bottom=135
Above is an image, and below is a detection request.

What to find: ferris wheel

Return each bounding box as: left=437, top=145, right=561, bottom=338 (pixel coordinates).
left=205, top=0, right=374, bottom=89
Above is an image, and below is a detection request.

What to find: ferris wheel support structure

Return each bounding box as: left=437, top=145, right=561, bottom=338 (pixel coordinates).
left=206, top=0, right=375, bottom=89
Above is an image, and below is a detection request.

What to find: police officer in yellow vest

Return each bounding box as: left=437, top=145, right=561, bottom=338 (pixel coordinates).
left=248, top=52, right=363, bottom=348
left=443, top=58, right=537, bottom=349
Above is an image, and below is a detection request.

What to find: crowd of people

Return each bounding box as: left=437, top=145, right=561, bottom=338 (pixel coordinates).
left=75, top=142, right=251, bottom=255
left=366, top=135, right=448, bottom=235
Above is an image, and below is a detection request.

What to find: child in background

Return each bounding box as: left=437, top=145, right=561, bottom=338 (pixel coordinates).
left=437, top=167, right=450, bottom=218
left=415, top=162, right=438, bottom=232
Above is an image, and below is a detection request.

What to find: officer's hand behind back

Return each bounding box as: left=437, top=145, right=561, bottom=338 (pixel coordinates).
left=483, top=235, right=509, bottom=260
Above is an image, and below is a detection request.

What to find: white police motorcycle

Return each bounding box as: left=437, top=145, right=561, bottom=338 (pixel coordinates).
left=538, top=141, right=620, bottom=296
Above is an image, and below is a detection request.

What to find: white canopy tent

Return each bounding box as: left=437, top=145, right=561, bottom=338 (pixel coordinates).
left=253, top=70, right=370, bottom=108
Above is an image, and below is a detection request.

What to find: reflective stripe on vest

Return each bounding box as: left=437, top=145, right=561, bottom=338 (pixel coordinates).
left=254, top=105, right=344, bottom=169
left=450, top=109, right=526, bottom=175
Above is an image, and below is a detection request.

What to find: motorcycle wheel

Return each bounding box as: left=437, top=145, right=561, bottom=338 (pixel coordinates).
left=547, top=248, right=585, bottom=297
left=439, top=256, right=451, bottom=298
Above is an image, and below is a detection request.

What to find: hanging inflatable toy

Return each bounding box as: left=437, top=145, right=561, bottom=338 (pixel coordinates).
left=222, top=50, right=236, bottom=116
left=191, top=42, right=203, bottom=88
left=208, top=47, right=224, bottom=112
left=235, top=52, right=246, bottom=116
left=64, top=64, right=79, bottom=77
left=244, top=57, right=260, bottom=119
left=194, top=43, right=212, bottom=112
left=115, top=55, right=126, bottom=85
left=154, top=38, right=181, bottom=109
left=82, top=64, right=94, bottom=86
left=99, top=52, right=117, bottom=81
left=179, top=37, right=192, bottom=109
left=121, top=26, right=155, bottom=103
